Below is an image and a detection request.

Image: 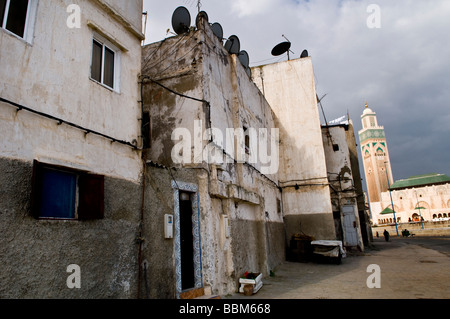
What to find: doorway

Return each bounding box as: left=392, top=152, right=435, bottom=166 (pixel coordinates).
left=172, top=181, right=203, bottom=298
left=179, top=192, right=195, bottom=290
left=342, top=205, right=358, bottom=247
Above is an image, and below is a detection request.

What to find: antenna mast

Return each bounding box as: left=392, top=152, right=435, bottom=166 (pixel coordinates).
left=282, top=35, right=294, bottom=60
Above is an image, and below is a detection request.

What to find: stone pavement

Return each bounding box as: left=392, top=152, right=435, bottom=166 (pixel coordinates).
left=223, top=237, right=450, bottom=299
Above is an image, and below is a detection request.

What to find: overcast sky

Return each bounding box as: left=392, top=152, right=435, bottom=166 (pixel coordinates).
left=142, top=0, right=450, bottom=183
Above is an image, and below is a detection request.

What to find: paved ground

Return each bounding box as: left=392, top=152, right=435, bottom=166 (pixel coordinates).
left=223, top=236, right=450, bottom=299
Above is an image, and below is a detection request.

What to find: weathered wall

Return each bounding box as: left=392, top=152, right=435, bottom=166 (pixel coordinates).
left=141, top=20, right=285, bottom=297
left=0, top=158, right=141, bottom=298
left=140, top=164, right=199, bottom=299
left=322, top=124, right=364, bottom=250
left=346, top=121, right=372, bottom=245
left=252, top=59, right=336, bottom=241
left=0, top=0, right=144, bottom=298
left=142, top=31, right=205, bottom=166
left=98, top=0, right=143, bottom=33
left=0, top=0, right=143, bottom=182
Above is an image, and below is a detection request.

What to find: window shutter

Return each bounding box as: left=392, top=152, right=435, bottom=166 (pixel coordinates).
left=91, top=40, right=103, bottom=82
left=0, top=0, right=7, bottom=27
left=103, top=46, right=115, bottom=88
left=30, top=160, right=43, bottom=219
left=5, top=0, right=29, bottom=38
left=78, top=173, right=104, bottom=220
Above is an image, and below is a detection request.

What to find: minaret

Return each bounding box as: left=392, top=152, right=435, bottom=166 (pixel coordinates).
left=358, top=103, right=394, bottom=203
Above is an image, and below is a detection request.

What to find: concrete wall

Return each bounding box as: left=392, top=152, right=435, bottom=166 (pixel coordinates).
left=0, top=0, right=143, bottom=182
left=345, top=121, right=373, bottom=245
left=252, top=59, right=336, bottom=241
left=0, top=158, right=142, bottom=298
left=98, top=0, right=143, bottom=33
left=322, top=124, right=364, bottom=250
left=141, top=20, right=285, bottom=297
left=0, top=0, right=144, bottom=298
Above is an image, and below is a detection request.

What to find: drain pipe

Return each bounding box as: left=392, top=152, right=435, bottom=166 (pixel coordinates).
left=137, top=152, right=147, bottom=299
left=137, top=76, right=147, bottom=299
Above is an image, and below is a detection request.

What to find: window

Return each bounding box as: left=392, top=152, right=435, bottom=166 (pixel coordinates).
left=142, top=111, right=151, bottom=149
left=277, top=198, right=282, bottom=215
left=243, top=126, right=250, bottom=154
left=1, top=0, right=29, bottom=38
left=31, top=160, right=104, bottom=220
left=91, top=37, right=118, bottom=90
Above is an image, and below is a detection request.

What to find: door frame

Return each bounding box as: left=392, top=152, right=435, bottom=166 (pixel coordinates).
left=341, top=205, right=359, bottom=247
left=172, top=180, right=203, bottom=298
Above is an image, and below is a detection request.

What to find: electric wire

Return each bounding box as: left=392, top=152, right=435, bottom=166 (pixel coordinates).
left=0, top=97, right=140, bottom=150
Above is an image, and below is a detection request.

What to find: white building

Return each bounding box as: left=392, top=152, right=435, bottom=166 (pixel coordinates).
left=372, top=174, right=450, bottom=225
left=253, top=59, right=337, bottom=241
left=0, top=0, right=145, bottom=298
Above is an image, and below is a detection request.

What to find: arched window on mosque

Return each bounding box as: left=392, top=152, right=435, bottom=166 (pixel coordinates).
left=376, top=148, right=385, bottom=157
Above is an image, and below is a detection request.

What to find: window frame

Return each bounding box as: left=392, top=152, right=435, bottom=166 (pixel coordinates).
left=31, top=160, right=105, bottom=221
left=0, top=0, right=37, bottom=44
left=90, top=33, right=121, bottom=93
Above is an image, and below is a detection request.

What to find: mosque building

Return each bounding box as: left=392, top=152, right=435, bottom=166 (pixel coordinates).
left=358, top=103, right=450, bottom=226
left=358, top=103, right=394, bottom=204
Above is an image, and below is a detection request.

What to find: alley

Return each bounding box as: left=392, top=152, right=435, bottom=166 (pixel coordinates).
left=224, top=237, right=450, bottom=299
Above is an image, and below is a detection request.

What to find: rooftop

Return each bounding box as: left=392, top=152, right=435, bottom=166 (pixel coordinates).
left=391, top=173, right=450, bottom=190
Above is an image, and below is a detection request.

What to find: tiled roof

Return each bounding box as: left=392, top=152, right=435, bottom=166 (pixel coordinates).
left=391, top=173, right=450, bottom=190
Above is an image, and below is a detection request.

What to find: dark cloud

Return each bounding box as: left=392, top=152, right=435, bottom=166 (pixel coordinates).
left=143, top=0, right=450, bottom=181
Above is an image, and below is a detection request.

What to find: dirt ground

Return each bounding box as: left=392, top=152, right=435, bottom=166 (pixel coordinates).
left=224, top=237, right=450, bottom=299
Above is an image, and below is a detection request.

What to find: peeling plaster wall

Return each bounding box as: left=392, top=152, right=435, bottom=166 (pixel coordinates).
left=252, top=59, right=336, bottom=241
left=0, top=0, right=144, bottom=298
left=141, top=20, right=285, bottom=297
left=0, top=0, right=143, bottom=182
left=322, top=124, right=364, bottom=250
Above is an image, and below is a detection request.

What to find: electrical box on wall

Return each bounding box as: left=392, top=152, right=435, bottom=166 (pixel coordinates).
left=223, top=216, right=231, bottom=238
left=165, top=214, right=174, bottom=239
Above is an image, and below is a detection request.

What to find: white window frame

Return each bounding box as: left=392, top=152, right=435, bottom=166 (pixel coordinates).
left=0, top=0, right=38, bottom=44
left=90, top=33, right=121, bottom=93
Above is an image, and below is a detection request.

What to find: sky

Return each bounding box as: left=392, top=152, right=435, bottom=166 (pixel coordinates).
left=142, top=0, right=450, bottom=183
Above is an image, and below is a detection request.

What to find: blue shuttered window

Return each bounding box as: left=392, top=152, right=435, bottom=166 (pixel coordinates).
left=39, top=168, right=77, bottom=219
left=31, top=161, right=104, bottom=220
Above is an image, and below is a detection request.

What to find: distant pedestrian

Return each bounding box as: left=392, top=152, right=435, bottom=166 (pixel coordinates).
left=383, top=229, right=390, bottom=242
left=376, top=231, right=379, bottom=238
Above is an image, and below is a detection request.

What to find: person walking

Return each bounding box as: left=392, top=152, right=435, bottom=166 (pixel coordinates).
left=383, top=229, right=390, bottom=242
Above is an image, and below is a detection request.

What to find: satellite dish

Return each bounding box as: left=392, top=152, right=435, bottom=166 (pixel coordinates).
left=245, top=67, right=252, bottom=78
left=211, top=22, right=223, bottom=41
left=172, top=6, right=191, bottom=35
left=271, top=41, right=291, bottom=56
left=238, top=51, right=249, bottom=68
left=301, top=49, right=309, bottom=58
left=195, top=11, right=209, bottom=29
left=224, top=35, right=240, bottom=55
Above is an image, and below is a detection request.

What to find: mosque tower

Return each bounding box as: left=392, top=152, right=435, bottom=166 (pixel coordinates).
left=358, top=102, right=394, bottom=203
